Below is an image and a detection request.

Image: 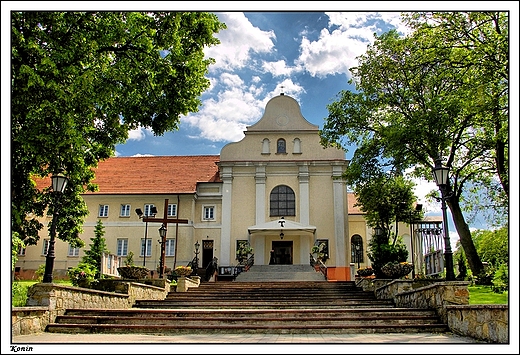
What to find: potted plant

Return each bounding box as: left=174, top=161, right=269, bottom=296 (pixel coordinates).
left=357, top=266, right=374, bottom=277
left=117, top=252, right=149, bottom=279
left=236, top=243, right=253, bottom=265
left=311, top=242, right=328, bottom=262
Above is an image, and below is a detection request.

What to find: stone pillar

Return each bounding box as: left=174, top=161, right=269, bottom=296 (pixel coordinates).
left=255, top=164, right=266, bottom=225
left=332, top=165, right=347, bottom=266
left=220, top=166, right=233, bottom=265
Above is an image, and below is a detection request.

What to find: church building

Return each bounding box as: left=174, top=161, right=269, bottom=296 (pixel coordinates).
left=16, top=93, right=416, bottom=281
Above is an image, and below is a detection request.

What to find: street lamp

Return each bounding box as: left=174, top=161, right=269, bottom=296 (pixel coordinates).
left=355, top=243, right=362, bottom=269
left=158, top=224, right=167, bottom=278
left=374, top=226, right=384, bottom=237
left=409, top=204, right=422, bottom=279
left=432, top=157, right=456, bottom=281
left=135, top=206, right=157, bottom=267
left=193, top=241, right=200, bottom=274
left=43, top=173, right=69, bottom=283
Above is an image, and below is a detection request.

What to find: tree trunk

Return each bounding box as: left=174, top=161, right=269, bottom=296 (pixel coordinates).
left=448, top=196, right=484, bottom=277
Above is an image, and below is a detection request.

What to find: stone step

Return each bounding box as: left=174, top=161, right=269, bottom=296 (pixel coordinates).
left=61, top=307, right=436, bottom=318
left=48, top=305, right=448, bottom=334
left=44, top=280, right=449, bottom=335
left=234, top=265, right=326, bottom=282
left=133, top=301, right=396, bottom=309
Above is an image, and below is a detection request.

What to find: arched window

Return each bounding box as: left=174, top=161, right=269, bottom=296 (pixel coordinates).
left=351, top=234, right=364, bottom=264
left=276, top=138, right=286, bottom=154
left=270, top=185, right=295, bottom=216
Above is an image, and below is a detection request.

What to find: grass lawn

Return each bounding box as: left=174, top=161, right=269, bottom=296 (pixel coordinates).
left=468, top=285, right=508, bottom=305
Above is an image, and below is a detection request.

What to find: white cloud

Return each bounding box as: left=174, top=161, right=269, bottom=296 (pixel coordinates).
left=182, top=76, right=306, bottom=143
left=127, top=127, right=147, bottom=141
left=261, top=60, right=297, bottom=77
left=205, top=12, right=276, bottom=71
left=184, top=85, right=264, bottom=142
left=297, top=12, right=405, bottom=79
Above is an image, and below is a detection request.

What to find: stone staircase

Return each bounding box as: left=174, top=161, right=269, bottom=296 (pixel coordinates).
left=45, top=271, right=449, bottom=334
left=234, top=264, right=326, bottom=282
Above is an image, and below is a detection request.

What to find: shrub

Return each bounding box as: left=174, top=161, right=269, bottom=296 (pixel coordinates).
left=34, top=264, right=46, bottom=281
left=12, top=282, right=28, bottom=307
left=492, top=263, right=508, bottom=293
left=68, top=263, right=96, bottom=287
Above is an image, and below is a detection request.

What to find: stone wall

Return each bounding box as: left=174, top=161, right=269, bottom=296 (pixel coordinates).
left=372, top=279, right=508, bottom=344
left=446, top=305, right=508, bottom=344
left=386, top=281, right=470, bottom=323
left=13, top=281, right=170, bottom=336
left=11, top=307, right=49, bottom=336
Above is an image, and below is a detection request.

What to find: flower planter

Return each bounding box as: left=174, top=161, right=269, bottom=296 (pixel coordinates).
left=381, top=263, right=413, bottom=279
left=357, top=268, right=374, bottom=277
left=174, top=266, right=193, bottom=277
left=117, top=266, right=149, bottom=279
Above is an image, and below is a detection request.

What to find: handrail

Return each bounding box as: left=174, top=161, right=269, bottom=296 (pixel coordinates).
left=310, top=253, right=327, bottom=279
left=245, top=254, right=254, bottom=271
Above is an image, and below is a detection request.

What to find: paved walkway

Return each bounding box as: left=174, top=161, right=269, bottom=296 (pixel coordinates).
left=11, top=331, right=482, bottom=344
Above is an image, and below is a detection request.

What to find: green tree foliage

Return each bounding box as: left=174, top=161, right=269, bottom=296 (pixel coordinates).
left=11, top=12, right=226, bottom=256
left=367, top=230, right=409, bottom=278
left=81, top=220, right=110, bottom=279
left=472, top=227, right=508, bottom=268
left=320, top=12, right=508, bottom=277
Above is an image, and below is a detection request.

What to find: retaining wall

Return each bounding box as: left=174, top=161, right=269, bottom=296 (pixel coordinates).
left=368, top=279, right=508, bottom=344
left=12, top=280, right=169, bottom=337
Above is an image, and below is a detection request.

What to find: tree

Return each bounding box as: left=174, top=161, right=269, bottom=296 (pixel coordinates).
left=11, top=12, right=226, bottom=257
left=81, top=220, right=110, bottom=279
left=320, top=12, right=508, bottom=278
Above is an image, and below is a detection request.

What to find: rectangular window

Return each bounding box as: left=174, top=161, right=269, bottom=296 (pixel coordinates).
left=68, top=245, right=80, bottom=257
left=98, top=205, right=109, bottom=217
left=165, top=239, right=175, bottom=256
left=42, top=239, right=49, bottom=256
left=144, top=204, right=156, bottom=217
left=203, top=206, right=215, bottom=220
left=117, top=239, right=128, bottom=256
left=120, top=204, right=131, bottom=217
left=140, top=239, right=152, bottom=257
left=168, top=204, right=177, bottom=217
left=18, top=245, right=26, bottom=256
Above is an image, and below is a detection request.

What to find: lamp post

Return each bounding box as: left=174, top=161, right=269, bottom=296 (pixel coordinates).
left=194, top=241, right=200, bottom=274
left=409, top=204, right=422, bottom=279
left=158, top=224, right=167, bottom=278
left=374, top=226, right=383, bottom=237
left=42, top=173, right=69, bottom=283
left=135, top=207, right=157, bottom=267
left=432, top=157, right=456, bottom=281
left=355, top=243, right=361, bottom=269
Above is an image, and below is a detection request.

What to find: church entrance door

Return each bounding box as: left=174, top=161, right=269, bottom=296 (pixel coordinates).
left=202, top=240, right=214, bottom=269
left=270, top=241, right=293, bottom=265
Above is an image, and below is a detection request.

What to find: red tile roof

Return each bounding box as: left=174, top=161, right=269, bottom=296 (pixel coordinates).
left=348, top=192, right=364, bottom=214
left=34, top=156, right=221, bottom=195
left=89, top=155, right=221, bottom=194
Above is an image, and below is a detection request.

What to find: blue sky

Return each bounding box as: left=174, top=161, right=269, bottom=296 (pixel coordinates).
left=3, top=3, right=518, bottom=246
